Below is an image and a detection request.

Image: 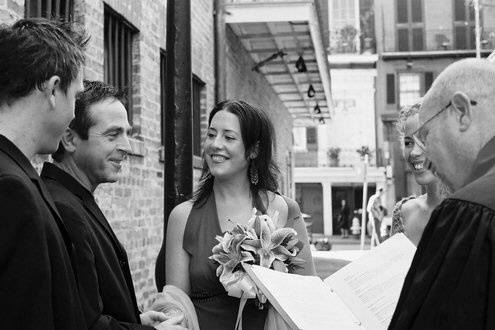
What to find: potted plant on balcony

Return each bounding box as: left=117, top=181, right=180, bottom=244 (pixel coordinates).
left=327, top=147, right=341, bottom=167
left=356, top=145, right=373, bottom=161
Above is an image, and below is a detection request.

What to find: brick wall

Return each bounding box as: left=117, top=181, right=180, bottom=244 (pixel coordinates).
left=0, top=0, right=294, bottom=310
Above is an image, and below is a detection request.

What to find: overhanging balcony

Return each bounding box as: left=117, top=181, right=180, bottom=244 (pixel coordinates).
left=224, top=0, right=333, bottom=126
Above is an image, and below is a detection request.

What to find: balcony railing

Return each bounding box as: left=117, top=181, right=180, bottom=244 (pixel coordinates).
left=294, top=149, right=377, bottom=168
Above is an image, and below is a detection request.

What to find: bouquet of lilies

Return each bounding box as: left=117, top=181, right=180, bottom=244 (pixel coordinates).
left=209, top=209, right=305, bottom=306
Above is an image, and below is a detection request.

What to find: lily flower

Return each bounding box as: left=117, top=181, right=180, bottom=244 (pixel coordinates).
left=210, top=231, right=255, bottom=285
left=242, top=214, right=302, bottom=269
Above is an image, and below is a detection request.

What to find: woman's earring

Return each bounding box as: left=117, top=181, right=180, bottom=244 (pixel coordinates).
left=249, top=162, right=259, bottom=185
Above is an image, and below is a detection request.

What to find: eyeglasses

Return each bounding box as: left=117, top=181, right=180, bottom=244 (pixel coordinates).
left=411, top=99, right=477, bottom=150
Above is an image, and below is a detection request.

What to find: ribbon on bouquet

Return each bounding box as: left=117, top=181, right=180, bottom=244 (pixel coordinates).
left=234, top=291, right=249, bottom=330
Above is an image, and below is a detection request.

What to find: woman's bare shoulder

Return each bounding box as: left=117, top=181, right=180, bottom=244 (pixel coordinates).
left=266, top=192, right=287, bottom=209
left=401, top=195, right=427, bottom=220
left=169, top=200, right=194, bottom=227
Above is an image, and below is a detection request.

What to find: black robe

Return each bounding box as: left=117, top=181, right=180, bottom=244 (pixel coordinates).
left=389, top=136, right=495, bottom=330
left=41, top=162, right=154, bottom=330
left=0, top=135, right=85, bottom=329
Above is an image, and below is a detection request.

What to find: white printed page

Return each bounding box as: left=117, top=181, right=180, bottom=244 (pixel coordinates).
left=245, top=264, right=363, bottom=330
left=324, top=234, right=416, bottom=330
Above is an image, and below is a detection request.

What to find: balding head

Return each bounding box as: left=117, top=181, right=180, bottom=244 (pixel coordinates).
left=423, top=59, right=495, bottom=122
left=419, top=58, right=495, bottom=191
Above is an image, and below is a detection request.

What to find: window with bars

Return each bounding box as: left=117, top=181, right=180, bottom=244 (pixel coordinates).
left=453, top=0, right=477, bottom=49
left=396, top=0, right=424, bottom=51
left=192, top=75, right=206, bottom=156
left=104, top=5, right=138, bottom=122
left=25, top=0, right=73, bottom=21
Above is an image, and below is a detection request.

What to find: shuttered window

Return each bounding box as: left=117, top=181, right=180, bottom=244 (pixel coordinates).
left=104, top=5, right=138, bottom=122
left=399, top=73, right=421, bottom=107
left=396, top=0, right=424, bottom=51
left=25, top=0, right=73, bottom=21
left=386, top=74, right=395, bottom=104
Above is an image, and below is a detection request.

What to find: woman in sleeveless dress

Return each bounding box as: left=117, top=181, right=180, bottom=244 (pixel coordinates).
left=391, top=102, right=446, bottom=246
left=165, top=100, right=316, bottom=329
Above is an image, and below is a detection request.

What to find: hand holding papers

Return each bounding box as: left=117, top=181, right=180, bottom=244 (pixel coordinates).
left=244, top=234, right=416, bottom=330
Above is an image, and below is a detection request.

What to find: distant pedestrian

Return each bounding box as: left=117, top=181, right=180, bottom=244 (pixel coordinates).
left=338, top=199, right=350, bottom=238
left=366, top=187, right=384, bottom=246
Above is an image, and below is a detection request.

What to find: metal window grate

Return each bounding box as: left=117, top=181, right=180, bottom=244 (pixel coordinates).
left=104, top=5, right=138, bottom=122
left=25, top=0, right=74, bottom=21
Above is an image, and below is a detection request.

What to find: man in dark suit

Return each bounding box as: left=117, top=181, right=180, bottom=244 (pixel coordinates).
left=0, top=18, right=88, bottom=329
left=41, top=81, right=185, bottom=330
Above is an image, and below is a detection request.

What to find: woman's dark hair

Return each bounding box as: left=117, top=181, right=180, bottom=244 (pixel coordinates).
left=193, top=100, right=280, bottom=207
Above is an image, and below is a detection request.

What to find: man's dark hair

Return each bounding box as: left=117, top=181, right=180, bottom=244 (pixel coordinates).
left=52, top=80, right=127, bottom=162
left=0, top=18, right=89, bottom=106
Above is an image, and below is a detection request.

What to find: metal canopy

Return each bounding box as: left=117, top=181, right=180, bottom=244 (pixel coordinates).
left=224, top=1, right=332, bottom=126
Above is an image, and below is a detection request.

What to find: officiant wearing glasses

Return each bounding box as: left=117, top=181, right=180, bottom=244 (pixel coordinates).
left=389, top=59, right=495, bottom=330
left=40, top=80, right=185, bottom=330
left=165, top=100, right=316, bottom=329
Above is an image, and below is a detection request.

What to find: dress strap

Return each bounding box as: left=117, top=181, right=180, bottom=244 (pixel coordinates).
left=391, top=195, right=417, bottom=235
left=252, top=192, right=267, bottom=215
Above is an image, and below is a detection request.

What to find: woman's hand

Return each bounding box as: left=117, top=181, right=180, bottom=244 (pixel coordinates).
left=140, top=310, right=168, bottom=326
left=155, top=315, right=187, bottom=330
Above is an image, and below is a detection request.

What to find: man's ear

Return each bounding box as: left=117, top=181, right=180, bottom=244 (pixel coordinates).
left=42, top=75, right=61, bottom=108
left=60, top=128, right=78, bottom=154
left=451, top=91, right=473, bottom=132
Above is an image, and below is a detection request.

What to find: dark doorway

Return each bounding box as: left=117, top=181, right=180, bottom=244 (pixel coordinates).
left=295, top=183, right=324, bottom=234
left=331, top=184, right=376, bottom=234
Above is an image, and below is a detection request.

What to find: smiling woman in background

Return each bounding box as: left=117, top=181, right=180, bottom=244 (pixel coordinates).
left=165, top=100, right=315, bottom=330
left=391, top=102, right=446, bottom=246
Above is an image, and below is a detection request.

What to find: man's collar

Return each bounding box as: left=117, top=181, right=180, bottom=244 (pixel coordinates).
left=41, top=162, right=93, bottom=200
left=464, top=135, right=495, bottom=185
left=0, top=134, right=39, bottom=180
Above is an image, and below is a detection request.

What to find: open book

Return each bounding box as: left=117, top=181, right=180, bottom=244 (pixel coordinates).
left=243, top=233, right=416, bottom=330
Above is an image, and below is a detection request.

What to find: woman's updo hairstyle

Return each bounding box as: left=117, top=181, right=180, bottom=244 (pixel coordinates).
left=396, top=101, right=422, bottom=138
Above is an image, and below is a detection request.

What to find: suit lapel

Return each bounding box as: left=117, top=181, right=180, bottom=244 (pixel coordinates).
left=82, top=196, right=126, bottom=257
left=33, top=178, right=74, bottom=244
left=0, top=137, right=75, bottom=253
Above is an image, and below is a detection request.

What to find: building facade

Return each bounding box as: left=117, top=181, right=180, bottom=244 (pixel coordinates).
left=0, top=0, right=307, bottom=308
left=375, top=0, right=495, bottom=203
left=293, top=0, right=386, bottom=236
